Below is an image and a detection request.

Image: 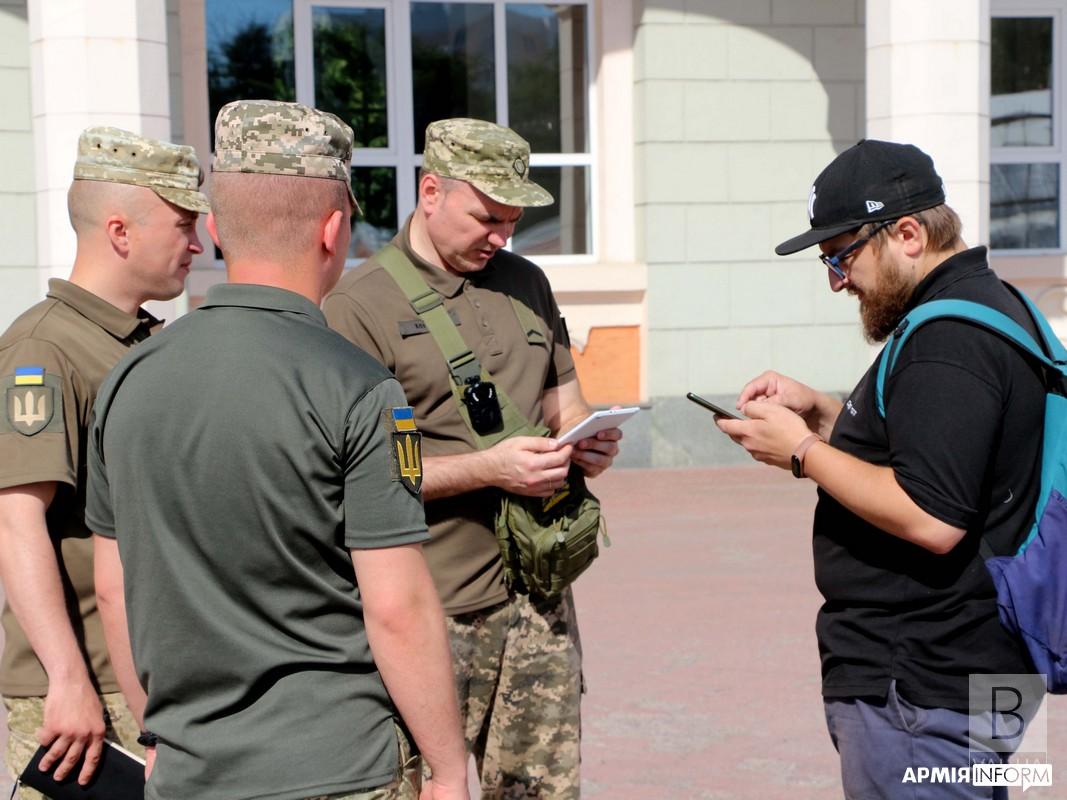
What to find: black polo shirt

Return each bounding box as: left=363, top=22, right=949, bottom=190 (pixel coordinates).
left=816, top=246, right=1043, bottom=711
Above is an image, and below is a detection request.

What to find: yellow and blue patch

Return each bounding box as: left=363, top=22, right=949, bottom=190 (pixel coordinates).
left=387, top=407, right=422, bottom=496
left=14, top=366, right=45, bottom=386
left=392, top=406, right=417, bottom=432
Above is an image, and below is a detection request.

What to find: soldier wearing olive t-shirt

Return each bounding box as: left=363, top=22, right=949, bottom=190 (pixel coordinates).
left=88, top=100, right=468, bottom=800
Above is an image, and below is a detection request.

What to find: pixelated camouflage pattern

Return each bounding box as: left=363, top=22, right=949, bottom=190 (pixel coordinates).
left=304, top=724, right=419, bottom=800
left=423, top=118, right=553, bottom=208
left=74, top=127, right=210, bottom=213
left=213, top=100, right=358, bottom=209
left=5, top=693, right=144, bottom=800
left=437, top=590, right=581, bottom=799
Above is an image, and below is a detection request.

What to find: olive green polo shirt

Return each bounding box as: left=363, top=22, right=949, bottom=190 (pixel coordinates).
left=323, top=218, right=576, bottom=615
left=0, top=279, right=160, bottom=697
left=86, top=284, right=430, bottom=800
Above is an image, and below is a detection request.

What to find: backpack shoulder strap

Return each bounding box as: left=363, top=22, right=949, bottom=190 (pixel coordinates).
left=875, top=298, right=1065, bottom=418
left=376, top=244, right=541, bottom=446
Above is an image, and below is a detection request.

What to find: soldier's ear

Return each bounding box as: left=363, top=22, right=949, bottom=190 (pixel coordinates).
left=420, top=172, right=443, bottom=212
left=322, top=208, right=346, bottom=258
left=105, top=215, right=131, bottom=256
left=206, top=212, right=222, bottom=249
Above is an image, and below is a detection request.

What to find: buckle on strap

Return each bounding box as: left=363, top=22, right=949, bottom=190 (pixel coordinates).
left=448, top=351, right=481, bottom=384
left=411, top=289, right=443, bottom=314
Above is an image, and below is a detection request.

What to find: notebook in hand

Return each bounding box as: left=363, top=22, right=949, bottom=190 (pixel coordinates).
left=19, top=740, right=145, bottom=799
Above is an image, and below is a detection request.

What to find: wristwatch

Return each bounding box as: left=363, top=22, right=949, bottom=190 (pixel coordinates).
left=790, top=433, right=823, bottom=479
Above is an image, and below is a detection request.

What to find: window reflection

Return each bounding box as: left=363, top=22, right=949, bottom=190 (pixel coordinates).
left=206, top=0, right=295, bottom=149
left=351, top=167, right=398, bottom=259
left=512, top=166, right=589, bottom=256
left=506, top=4, right=588, bottom=154
left=992, top=18, right=1053, bottom=147
left=411, top=2, right=496, bottom=151
left=990, top=163, right=1059, bottom=250
left=313, top=7, right=388, bottom=148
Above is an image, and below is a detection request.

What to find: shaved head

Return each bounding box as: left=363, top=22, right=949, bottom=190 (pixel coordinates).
left=210, top=173, right=349, bottom=263
left=67, top=180, right=160, bottom=236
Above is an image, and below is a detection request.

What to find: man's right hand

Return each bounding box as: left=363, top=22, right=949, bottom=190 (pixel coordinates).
left=485, top=436, right=573, bottom=497
left=36, top=676, right=106, bottom=785
left=737, top=370, right=817, bottom=414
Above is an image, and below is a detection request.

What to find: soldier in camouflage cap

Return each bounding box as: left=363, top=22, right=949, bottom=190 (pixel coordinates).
left=75, top=126, right=209, bottom=212
left=213, top=99, right=359, bottom=211
left=0, top=126, right=205, bottom=797
left=423, top=118, right=552, bottom=208
left=87, top=99, right=469, bottom=800
left=325, top=118, right=621, bottom=799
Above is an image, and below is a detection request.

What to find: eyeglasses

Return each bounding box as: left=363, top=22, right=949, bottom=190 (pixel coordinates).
left=819, top=219, right=897, bottom=281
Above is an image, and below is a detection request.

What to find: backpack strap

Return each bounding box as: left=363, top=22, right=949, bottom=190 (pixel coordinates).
left=376, top=244, right=544, bottom=447
left=875, top=297, right=1066, bottom=419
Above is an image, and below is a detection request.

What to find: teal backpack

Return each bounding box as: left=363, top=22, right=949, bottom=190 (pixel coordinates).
left=874, top=285, right=1067, bottom=692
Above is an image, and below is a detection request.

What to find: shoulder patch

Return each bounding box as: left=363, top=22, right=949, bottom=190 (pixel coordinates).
left=2, top=371, right=64, bottom=437
left=384, top=406, right=422, bottom=495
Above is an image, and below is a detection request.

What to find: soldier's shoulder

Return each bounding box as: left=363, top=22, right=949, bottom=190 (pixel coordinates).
left=329, top=254, right=394, bottom=297
left=0, top=299, right=76, bottom=363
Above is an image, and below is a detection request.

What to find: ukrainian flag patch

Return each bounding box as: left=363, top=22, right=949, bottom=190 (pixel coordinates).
left=392, top=406, right=417, bottom=432
left=14, top=366, right=45, bottom=386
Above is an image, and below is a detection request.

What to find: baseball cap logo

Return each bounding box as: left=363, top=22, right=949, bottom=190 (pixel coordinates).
left=513, top=157, right=528, bottom=179
left=807, top=186, right=817, bottom=221
left=865, top=200, right=885, bottom=214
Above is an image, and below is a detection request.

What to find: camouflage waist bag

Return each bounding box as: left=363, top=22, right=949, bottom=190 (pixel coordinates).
left=377, top=243, right=608, bottom=599
left=495, top=464, right=607, bottom=599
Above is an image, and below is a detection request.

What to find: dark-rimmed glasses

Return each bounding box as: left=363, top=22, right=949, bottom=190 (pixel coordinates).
left=819, top=219, right=897, bottom=281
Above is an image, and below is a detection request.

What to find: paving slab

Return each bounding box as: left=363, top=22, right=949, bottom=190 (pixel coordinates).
left=1, top=465, right=1063, bottom=798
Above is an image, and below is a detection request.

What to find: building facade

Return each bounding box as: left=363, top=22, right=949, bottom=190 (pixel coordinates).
left=2, top=0, right=1064, bottom=465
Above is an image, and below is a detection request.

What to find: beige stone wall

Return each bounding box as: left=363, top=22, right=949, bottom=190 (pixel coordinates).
left=636, top=0, right=874, bottom=400
left=0, top=0, right=38, bottom=331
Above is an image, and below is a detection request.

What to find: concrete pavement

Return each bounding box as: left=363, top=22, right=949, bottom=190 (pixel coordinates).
left=1, top=465, right=1064, bottom=798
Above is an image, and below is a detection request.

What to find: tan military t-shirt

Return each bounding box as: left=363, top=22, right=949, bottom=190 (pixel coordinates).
left=0, top=279, right=160, bottom=696
left=323, top=219, right=576, bottom=614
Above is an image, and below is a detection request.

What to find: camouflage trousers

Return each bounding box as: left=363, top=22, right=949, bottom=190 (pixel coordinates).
left=444, top=589, right=582, bottom=799
left=4, top=692, right=144, bottom=800
left=305, top=724, right=420, bottom=800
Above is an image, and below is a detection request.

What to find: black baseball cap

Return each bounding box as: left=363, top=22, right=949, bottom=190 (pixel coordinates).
left=775, top=139, right=946, bottom=256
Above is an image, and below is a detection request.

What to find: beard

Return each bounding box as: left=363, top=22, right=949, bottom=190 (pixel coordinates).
left=853, top=253, right=918, bottom=343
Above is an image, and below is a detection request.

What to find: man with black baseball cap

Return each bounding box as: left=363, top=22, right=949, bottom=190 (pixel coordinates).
left=718, top=139, right=1045, bottom=798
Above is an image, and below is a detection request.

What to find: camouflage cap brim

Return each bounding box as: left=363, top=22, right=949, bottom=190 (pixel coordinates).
left=468, top=176, right=554, bottom=208
left=154, top=185, right=211, bottom=214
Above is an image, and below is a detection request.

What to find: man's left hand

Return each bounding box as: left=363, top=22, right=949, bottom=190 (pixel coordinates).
left=571, top=428, right=622, bottom=478
left=716, top=400, right=811, bottom=471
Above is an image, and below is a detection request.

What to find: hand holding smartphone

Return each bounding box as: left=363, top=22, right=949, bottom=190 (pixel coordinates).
left=686, top=392, right=745, bottom=420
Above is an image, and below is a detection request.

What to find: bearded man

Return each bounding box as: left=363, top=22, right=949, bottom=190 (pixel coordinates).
left=718, top=139, right=1044, bottom=800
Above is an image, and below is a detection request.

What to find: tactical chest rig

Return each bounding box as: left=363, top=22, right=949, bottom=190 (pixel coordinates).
left=377, top=244, right=605, bottom=599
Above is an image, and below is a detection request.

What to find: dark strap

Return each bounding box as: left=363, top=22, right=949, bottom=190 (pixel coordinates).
left=376, top=244, right=545, bottom=448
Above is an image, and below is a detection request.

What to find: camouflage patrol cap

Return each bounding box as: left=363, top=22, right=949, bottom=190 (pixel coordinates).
left=423, top=118, right=553, bottom=207
left=74, top=127, right=210, bottom=213
left=213, top=100, right=359, bottom=210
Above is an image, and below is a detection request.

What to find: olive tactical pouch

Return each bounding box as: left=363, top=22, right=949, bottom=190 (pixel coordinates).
left=377, top=244, right=607, bottom=599
left=496, top=464, right=607, bottom=599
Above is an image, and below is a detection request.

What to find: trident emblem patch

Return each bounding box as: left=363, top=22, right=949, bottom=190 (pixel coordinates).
left=6, top=386, right=54, bottom=436
left=387, top=407, right=423, bottom=496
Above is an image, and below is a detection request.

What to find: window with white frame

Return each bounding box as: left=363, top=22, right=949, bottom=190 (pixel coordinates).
left=206, top=0, right=593, bottom=262
left=990, top=8, right=1063, bottom=251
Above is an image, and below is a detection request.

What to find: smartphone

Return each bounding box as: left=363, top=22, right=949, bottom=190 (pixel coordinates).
left=686, top=392, right=745, bottom=420
left=556, top=407, right=641, bottom=446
